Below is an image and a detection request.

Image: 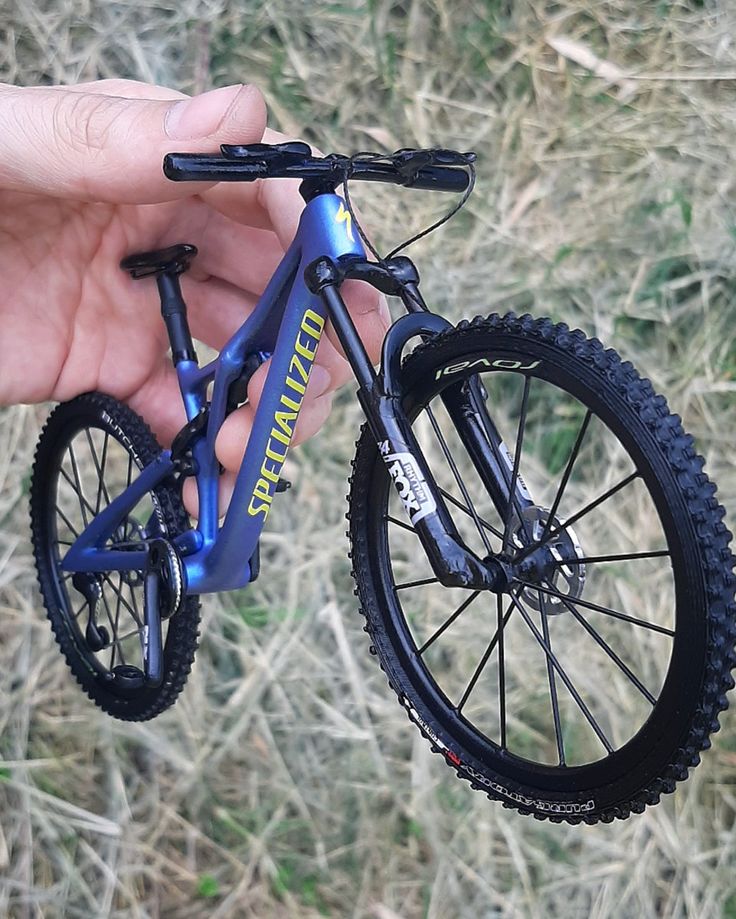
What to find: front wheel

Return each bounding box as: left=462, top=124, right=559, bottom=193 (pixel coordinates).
left=348, top=313, right=736, bottom=823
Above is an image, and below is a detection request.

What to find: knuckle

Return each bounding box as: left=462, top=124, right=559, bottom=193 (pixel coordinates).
left=54, top=92, right=114, bottom=156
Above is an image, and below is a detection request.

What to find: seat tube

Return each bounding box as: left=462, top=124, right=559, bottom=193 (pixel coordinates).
left=156, top=273, right=197, bottom=365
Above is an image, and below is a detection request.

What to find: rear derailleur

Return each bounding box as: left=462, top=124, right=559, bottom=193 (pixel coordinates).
left=72, top=537, right=184, bottom=690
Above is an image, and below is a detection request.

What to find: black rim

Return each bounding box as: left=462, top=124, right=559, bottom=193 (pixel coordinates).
left=44, top=417, right=167, bottom=688
left=367, top=350, right=704, bottom=794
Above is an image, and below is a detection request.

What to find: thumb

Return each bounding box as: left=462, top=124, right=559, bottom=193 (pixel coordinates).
left=0, top=82, right=267, bottom=203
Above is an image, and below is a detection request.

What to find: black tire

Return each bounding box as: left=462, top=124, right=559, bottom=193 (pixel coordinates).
left=348, top=313, right=736, bottom=823
left=30, top=392, right=200, bottom=721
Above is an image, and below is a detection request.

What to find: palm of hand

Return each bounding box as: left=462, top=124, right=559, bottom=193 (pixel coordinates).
left=0, top=79, right=389, bottom=511
left=2, top=184, right=387, bottom=486
left=1, top=191, right=206, bottom=429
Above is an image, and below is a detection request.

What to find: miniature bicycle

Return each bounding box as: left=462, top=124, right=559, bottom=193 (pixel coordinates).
left=30, top=142, right=736, bottom=824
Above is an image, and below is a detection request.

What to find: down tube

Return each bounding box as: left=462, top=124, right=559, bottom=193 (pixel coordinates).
left=196, top=278, right=328, bottom=591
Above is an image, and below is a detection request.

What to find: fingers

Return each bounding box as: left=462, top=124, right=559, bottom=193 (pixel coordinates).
left=214, top=362, right=334, bottom=473
left=200, top=126, right=315, bottom=247
left=181, top=276, right=258, bottom=351
left=182, top=469, right=238, bottom=520
left=49, top=78, right=186, bottom=102
left=0, top=82, right=266, bottom=203
left=190, top=213, right=284, bottom=291
left=325, top=279, right=392, bottom=366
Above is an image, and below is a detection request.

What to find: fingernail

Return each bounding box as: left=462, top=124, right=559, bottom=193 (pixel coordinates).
left=165, top=84, right=244, bottom=140
left=309, top=365, right=331, bottom=397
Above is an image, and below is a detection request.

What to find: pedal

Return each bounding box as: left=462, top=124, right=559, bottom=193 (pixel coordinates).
left=276, top=478, right=291, bottom=493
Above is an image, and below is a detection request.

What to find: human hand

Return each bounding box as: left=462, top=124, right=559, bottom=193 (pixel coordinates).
left=0, top=79, right=389, bottom=506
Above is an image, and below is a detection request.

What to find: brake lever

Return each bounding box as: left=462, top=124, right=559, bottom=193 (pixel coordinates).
left=391, top=147, right=477, bottom=182
left=391, top=148, right=435, bottom=181
left=431, top=149, right=477, bottom=166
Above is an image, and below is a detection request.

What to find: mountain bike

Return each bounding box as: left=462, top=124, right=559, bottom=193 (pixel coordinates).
left=30, top=142, right=736, bottom=824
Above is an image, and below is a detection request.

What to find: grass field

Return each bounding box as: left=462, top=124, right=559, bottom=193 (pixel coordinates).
left=3, top=1, right=736, bottom=916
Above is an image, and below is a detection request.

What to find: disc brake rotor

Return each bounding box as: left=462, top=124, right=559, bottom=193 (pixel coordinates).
left=510, top=506, right=586, bottom=614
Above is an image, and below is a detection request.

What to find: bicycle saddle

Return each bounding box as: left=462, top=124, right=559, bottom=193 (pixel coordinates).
left=120, top=243, right=198, bottom=280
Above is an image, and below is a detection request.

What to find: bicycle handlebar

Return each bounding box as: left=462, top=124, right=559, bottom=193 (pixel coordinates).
left=163, top=150, right=472, bottom=193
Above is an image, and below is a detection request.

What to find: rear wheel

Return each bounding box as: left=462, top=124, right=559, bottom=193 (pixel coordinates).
left=30, top=392, right=200, bottom=721
left=348, top=313, right=736, bottom=823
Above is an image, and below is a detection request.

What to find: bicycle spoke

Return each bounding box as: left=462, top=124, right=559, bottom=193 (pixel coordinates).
left=551, top=549, right=670, bottom=566
left=102, top=626, right=143, bottom=650
left=456, top=596, right=515, bottom=714
left=502, top=375, right=531, bottom=552
left=515, top=578, right=674, bottom=637
left=59, top=466, right=98, bottom=521
left=438, top=487, right=503, bottom=539
left=100, top=573, right=142, bottom=626
left=426, top=406, right=494, bottom=555
left=111, top=573, right=125, bottom=668
left=540, top=409, right=592, bottom=543
left=55, top=506, right=80, bottom=538
left=509, top=592, right=613, bottom=754
left=514, top=471, right=641, bottom=564
left=99, top=590, right=119, bottom=659
left=85, top=429, right=111, bottom=514
left=385, top=514, right=416, bottom=534
left=128, top=578, right=143, bottom=628
left=497, top=593, right=507, bottom=750
left=538, top=593, right=565, bottom=765
left=394, top=576, right=439, bottom=591
left=542, top=585, right=656, bottom=705
left=416, top=590, right=481, bottom=656
left=67, top=445, right=89, bottom=528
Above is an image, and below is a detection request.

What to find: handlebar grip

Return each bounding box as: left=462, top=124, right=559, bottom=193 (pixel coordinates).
left=405, top=166, right=470, bottom=193
left=163, top=153, right=267, bottom=182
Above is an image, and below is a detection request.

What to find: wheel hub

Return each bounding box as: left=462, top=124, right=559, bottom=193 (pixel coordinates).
left=510, top=506, right=586, bottom=614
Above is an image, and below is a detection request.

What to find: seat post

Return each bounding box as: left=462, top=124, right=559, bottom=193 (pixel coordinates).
left=156, top=272, right=197, bottom=365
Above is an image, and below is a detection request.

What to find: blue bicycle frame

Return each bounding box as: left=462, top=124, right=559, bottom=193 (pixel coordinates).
left=64, top=158, right=517, bottom=600
left=63, top=192, right=365, bottom=593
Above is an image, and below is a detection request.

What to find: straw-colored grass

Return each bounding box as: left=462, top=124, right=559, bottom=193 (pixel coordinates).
left=2, top=1, right=736, bottom=916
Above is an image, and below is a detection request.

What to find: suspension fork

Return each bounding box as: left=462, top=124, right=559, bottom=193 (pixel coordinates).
left=440, top=378, right=535, bottom=536
left=305, top=257, right=509, bottom=592
left=399, top=277, right=535, bottom=538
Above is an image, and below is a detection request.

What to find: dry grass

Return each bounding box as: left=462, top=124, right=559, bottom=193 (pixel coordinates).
left=2, top=1, right=736, bottom=916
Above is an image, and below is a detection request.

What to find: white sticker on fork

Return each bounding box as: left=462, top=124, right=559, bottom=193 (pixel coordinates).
left=498, top=439, right=533, bottom=500
left=379, top=441, right=437, bottom=526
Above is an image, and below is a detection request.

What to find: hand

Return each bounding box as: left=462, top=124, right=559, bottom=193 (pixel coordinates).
left=0, top=79, right=389, bottom=507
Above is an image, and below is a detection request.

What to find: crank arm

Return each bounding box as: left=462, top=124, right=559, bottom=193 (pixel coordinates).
left=142, top=540, right=168, bottom=687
